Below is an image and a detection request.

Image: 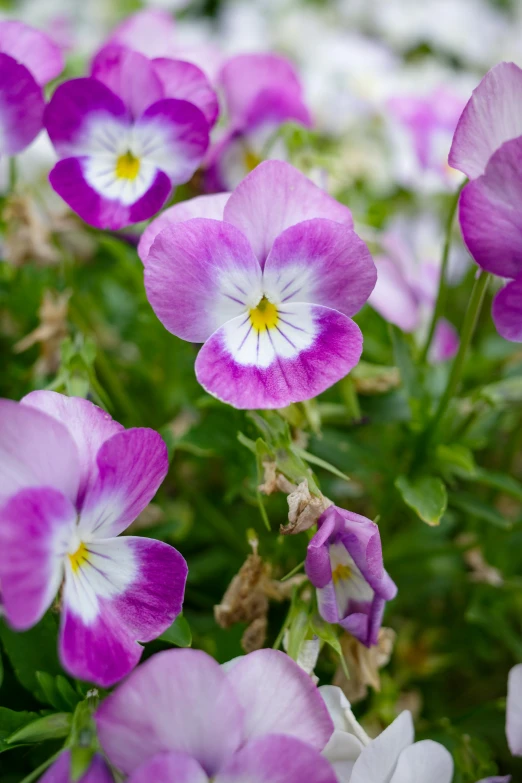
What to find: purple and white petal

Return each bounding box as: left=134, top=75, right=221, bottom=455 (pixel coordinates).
left=21, top=391, right=124, bottom=507
left=244, top=88, right=312, bottom=130
left=227, top=649, right=333, bottom=750
left=40, top=751, right=114, bottom=783
left=0, top=488, right=75, bottom=630
left=263, top=218, right=376, bottom=317
left=145, top=218, right=262, bottom=342
left=215, top=735, right=338, bottom=783
left=0, top=53, right=45, bottom=155
left=91, top=45, right=164, bottom=117
left=507, top=663, right=522, bottom=756
left=492, top=275, right=522, bottom=343
left=153, top=58, right=219, bottom=127
left=389, top=740, right=454, bottom=783
left=0, top=398, right=80, bottom=505
left=350, top=711, right=414, bottom=783
left=78, top=428, right=168, bottom=539
left=223, top=161, right=353, bottom=266
left=449, top=62, right=522, bottom=179
left=96, top=649, right=244, bottom=775
left=0, top=21, right=64, bottom=85
left=138, top=193, right=230, bottom=263
left=195, top=303, right=362, bottom=409
left=369, top=256, right=420, bottom=332
left=459, top=137, right=522, bottom=279
left=128, top=753, right=208, bottom=783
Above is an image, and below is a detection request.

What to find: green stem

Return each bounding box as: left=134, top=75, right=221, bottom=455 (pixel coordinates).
left=420, top=178, right=467, bottom=363
left=19, top=750, right=62, bottom=783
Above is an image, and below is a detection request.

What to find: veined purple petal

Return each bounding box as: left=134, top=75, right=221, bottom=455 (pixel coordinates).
left=78, top=428, right=168, bottom=539
left=350, top=711, right=414, bottom=783
left=0, top=53, right=45, bottom=155
left=0, top=21, right=64, bottom=85
left=507, top=663, right=522, bottom=756
left=144, top=217, right=262, bottom=343
left=195, top=304, right=363, bottom=409
left=0, top=398, right=80, bottom=506
left=152, top=58, right=219, bottom=127
left=227, top=649, right=333, bottom=750
left=449, top=62, right=522, bottom=179
left=128, top=753, right=208, bottom=783
left=96, top=649, right=244, bottom=775
left=263, top=218, right=376, bottom=317
left=40, top=751, right=114, bottom=783
left=215, top=735, right=338, bottom=783
left=459, top=137, right=522, bottom=279
left=21, top=391, right=124, bottom=508
left=389, top=741, right=454, bottom=783
left=492, top=275, right=522, bottom=343
left=224, top=161, right=353, bottom=266
left=138, top=192, right=230, bottom=263
left=91, top=45, right=164, bottom=118
left=0, top=487, right=75, bottom=630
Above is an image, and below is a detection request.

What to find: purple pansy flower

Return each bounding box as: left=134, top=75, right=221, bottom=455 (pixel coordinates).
left=0, top=20, right=63, bottom=156
left=450, top=62, right=522, bottom=342
left=305, top=506, right=397, bottom=647
left=40, top=751, right=113, bottom=783
left=96, top=647, right=337, bottom=783
left=205, top=53, right=312, bottom=192
left=142, top=160, right=376, bottom=410
left=44, top=48, right=211, bottom=230
left=0, top=391, right=187, bottom=687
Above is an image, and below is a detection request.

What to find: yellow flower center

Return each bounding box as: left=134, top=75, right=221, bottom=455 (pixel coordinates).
left=115, top=151, right=140, bottom=180
left=69, top=542, right=89, bottom=573
left=249, top=297, right=279, bottom=331
left=332, top=563, right=352, bottom=584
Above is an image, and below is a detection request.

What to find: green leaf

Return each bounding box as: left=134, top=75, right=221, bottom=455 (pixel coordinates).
left=479, top=376, right=522, bottom=406
left=450, top=492, right=513, bottom=529
left=7, top=712, right=72, bottom=745
left=0, top=708, right=39, bottom=752
left=467, top=467, right=522, bottom=501
left=395, top=474, right=448, bottom=526
left=310, top=618, right=350, bottom=681
left=159, top=614, right=192, bottom=647
left=0, top=613, right=61, bottom=702
left=436, top=443, right=476, bottom=479
left=71, top=747, right=95, bottom=782
left=292, top=446, right=351, bottom=482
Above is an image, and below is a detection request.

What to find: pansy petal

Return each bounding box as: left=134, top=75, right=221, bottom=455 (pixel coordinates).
left=224, top=161, right=353, bottom=266
left=107, top=9, right=177, bottom=60
left=96, top=649, right=244, bottom=775
left=369, top=256, right=420, bottom=332
left=196, top=303, right=362, bottom=409
left=507, top=663, right=522, bottom=756
left=138, top=193, right=230, bottom=263
left=21, top=391, right=124, bottom=507
left=226, top=649, right=333, bottom=750
left=40, top=751, right=114, bottom=783
left=0, top=398, right=80, bottom=505
left=91, top=45, right=164, bottom=117
left=389, top=740, right=454, bottom=783
left=429, top=318, right=459, bottom=362
left=128, top=752, right=208, bottom=783
left=78, top=428, right=168, bottom=538
left=244, top=87, right=312, bottom=129
left=136, top=99, right=209, bottom=186
left=0, top=53, right=45, bottom=155
left=263, top=218, right=376, bottom=316
left=449, top=62, right=522, bottom=179
left=214, top=735, right=338, bottom=783
left=153, top=58, right=219, bottom=126
left=145, top=217, right=262, bottom=342
left=459, top=137, right=522, bottom=279
left=49, top=157, right=171, bottom=230
left=492, top=276, right=522, bottom=343
left=0, top=21, right=64, bottom=85
left=350, top=711, right=414, bottom=783
left=0, top=488, right=75, bottom=630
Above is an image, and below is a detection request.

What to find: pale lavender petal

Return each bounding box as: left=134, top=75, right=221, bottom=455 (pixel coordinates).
left=195, top=303, right=362, bottom=410
left=40, top=751, right=114, bottom=783
left=429, top=318, right=459, bottom=363
left=492, top=275, right=522, bottom=343
left=96, top=649, right=244, bottom=775
left=227, top=649, right=333, bottom=750
left=144, top=217, right=262, bottom=342
left=244, top=87, right=312, bottom=130
left=0, top=53, right=45, bottom=155
left=91, top=45, right=163, bottom=117
left=214, top=735, right=338, bottom=783
left=21, top=391, right=124, bottom=507
left=153, top=58, right=219, bottom=126
left=449, top=62, right=522, bottom=179
left=0, top=487, right=75, bottom=630
left=138, top=193, right=230, bottom=263
left=389, top=741, right=454, bottom=783
left=369, top=256, right=420, bottom=332
left=107, top=10, right=177, bottom=60
left=507, top=663, right=522, bottom=756
left=224, top=161, right=353, bottom=266
left=350, top=712, right=414, bottom=783
left=459, top=137, right=522, bottom=279
left=78, top=428, right=168, bottom=538
left=128, top=753, right=208, bottom=783
left=263, top=219, right=376, bottom=316
left=0, top=21, right=64, bottom=85
left=0, top=398, right=80, bottom=505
